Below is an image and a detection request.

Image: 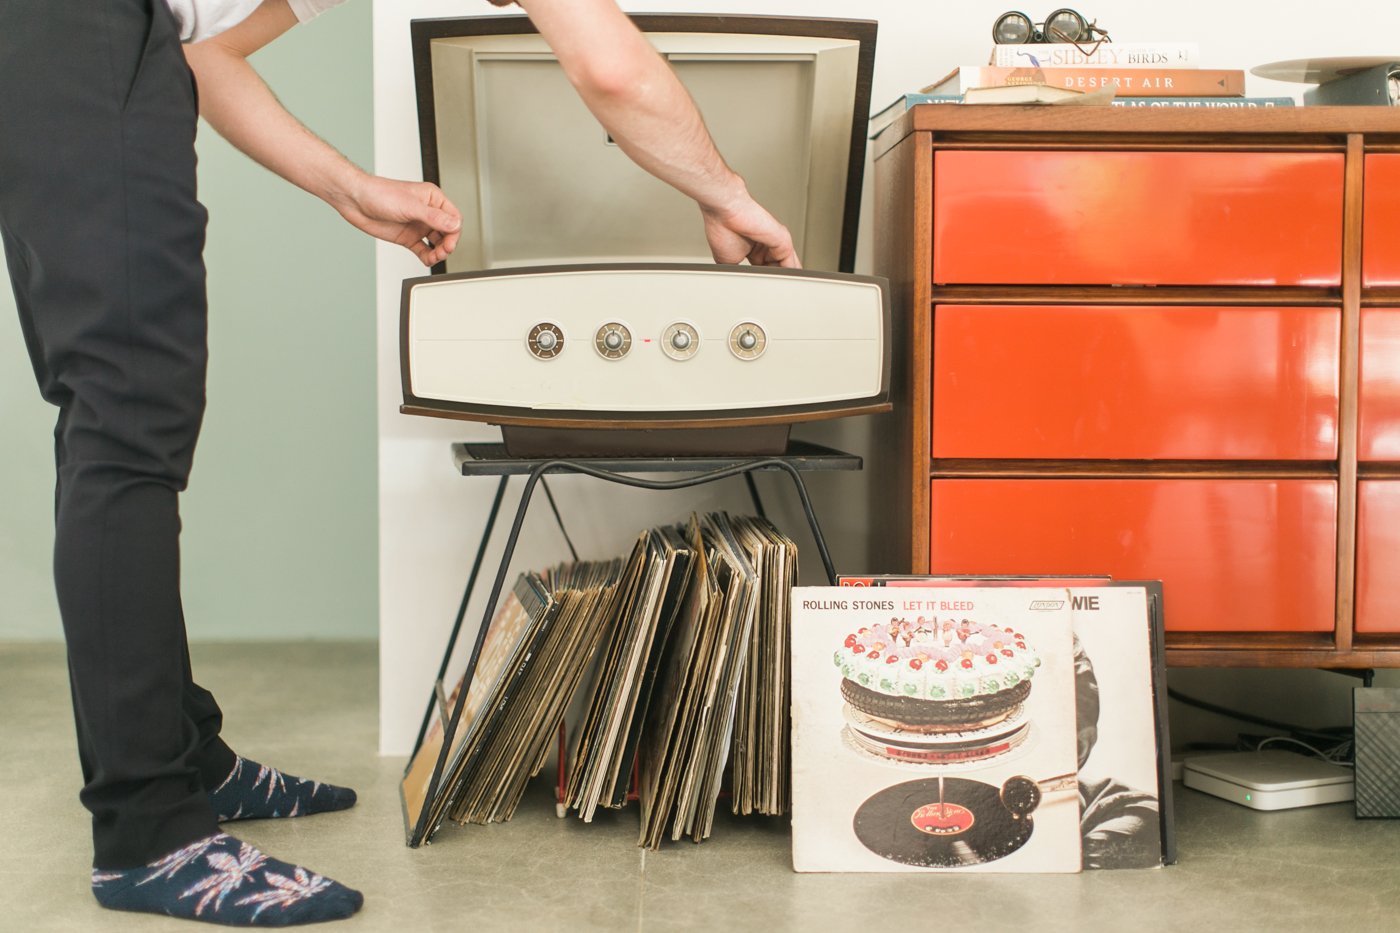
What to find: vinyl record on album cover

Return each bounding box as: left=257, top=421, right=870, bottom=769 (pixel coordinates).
left=852, top=777, right=1034, bottom=867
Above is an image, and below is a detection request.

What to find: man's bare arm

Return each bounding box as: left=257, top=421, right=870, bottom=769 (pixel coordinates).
left=183, top=1, right=461, bottom=266
left=508, top=0, right=800, bottom=268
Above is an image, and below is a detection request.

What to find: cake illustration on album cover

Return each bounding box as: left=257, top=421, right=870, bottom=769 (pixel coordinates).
left=833, top=615, right=1042, bottom=768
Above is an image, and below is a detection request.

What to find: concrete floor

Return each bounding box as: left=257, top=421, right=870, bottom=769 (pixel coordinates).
left=3, top=642, right=1399, bottom=933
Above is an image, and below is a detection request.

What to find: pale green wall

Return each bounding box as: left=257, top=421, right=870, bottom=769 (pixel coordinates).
left=0, top=4, right=377, bottom=641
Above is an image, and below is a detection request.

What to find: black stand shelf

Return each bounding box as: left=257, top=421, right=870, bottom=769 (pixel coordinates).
left=404, top=440, right=861, bottom=847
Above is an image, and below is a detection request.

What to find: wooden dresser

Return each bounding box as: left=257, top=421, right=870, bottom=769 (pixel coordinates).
left=869, top=106, right=1400, bottom=668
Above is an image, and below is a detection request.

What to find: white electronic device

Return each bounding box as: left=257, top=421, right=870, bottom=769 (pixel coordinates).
left=1182, top=750, right=1354, bottom=811
left=400, top=263, right=890, bottom=455
left=402, top=14, right=886, bottom=457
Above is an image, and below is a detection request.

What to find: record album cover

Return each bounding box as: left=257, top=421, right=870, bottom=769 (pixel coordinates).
left=838, top=576, right=1171, bottom=868
left=791, top=586, right=1081, bottom=872
left=401, top=572, right=550, bottom=844
left=1063, top=586, right=1166, bottom=869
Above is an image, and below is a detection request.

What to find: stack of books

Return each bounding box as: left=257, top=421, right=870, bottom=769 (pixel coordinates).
left=871, top=40, right=1294, bottom=137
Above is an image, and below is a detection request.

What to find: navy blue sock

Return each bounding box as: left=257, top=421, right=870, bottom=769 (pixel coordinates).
left=92, top=833, right=362, bottom=926
left=209, top=757, right=356, bottom=822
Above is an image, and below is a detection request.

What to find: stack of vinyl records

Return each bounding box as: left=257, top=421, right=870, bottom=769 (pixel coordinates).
left=408, top=559, right=625, bottom=833
left=727, top=515, right=798, bottom=818
left=401, top=511, right=798, bottom=848
left=565, top=512, right=797, bottom=848
left=564, top=525, right=696, bottom=820
left=632, top=512, right=757, bottom=847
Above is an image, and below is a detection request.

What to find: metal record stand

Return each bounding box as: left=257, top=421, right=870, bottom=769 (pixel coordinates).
left=404, top=438, right=859, bottom=847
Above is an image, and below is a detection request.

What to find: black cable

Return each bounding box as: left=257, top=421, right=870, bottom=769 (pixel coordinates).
left=743, top=472, right=767, bottom=520
left=539, top=477, right=579, bottom=562
left=1167, top=687, right=1349, bottom=741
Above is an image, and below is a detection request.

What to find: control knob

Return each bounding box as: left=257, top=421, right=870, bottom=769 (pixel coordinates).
left=594, top=322, right=632, bottom=360
left=728, top=321, right=767, bottom=360
left=661, top=322, right=700, bottom=361
left=527, top=322, right=564, bottom=360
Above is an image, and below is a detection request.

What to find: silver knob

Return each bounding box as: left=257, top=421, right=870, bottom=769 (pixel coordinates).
left=661, top=322, right=700, bottom=361
left=527, top=322, right=564, bottom=359
left=728, top=321, right=766, bottom=360
left=593, top=322, right=631, bottom=360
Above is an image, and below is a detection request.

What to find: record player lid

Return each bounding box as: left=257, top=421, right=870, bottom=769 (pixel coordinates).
left=410, top=14, right=877, bottom=274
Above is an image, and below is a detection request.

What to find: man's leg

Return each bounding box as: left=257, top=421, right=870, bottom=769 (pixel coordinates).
left=184, top=643, right=239, bottom=790
left=0, top=0, right=217, bottom=869
left=184, top=643, right=357, bottom=823
left=0, top=2, right=359, bottom=924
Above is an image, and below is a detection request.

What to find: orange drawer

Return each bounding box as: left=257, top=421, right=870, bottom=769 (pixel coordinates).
left=928, top=479, right=1337, bottom=633
left=1360, top=308, right=1400, bottom=461
left=1357, top=480, right=1400, bottom=634
left=932, top=150, right=1343, bottom=286
left=1363, top=154, right=1400, bottom=287
left=932, top=305, right=1340, bottom=460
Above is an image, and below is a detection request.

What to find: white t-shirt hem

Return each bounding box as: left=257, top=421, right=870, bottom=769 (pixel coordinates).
left=286, top=0, right=347, bottom=26
left=168, top=0, right=347, bottom=44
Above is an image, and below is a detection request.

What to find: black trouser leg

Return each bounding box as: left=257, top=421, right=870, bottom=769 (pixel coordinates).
left=0, top=0, right=232, bottom=869
left=184, top=643, right=239, bottom=790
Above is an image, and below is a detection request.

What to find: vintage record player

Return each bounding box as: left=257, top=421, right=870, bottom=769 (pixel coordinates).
left=400, top=14, right=886, bottom=456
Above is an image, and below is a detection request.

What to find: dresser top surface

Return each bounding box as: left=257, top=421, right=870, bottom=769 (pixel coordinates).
left=875, top=104, right=1400, bottom=157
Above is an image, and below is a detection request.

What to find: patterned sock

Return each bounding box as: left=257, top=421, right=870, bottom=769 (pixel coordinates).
left=92, top=833, right=362, bottom=926
left=209, top=757, right=357, bottom=822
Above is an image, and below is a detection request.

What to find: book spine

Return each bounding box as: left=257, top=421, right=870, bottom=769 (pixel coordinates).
left=1111, top=96, right=1296, bottom=108
left=903, top=93, right=963, bottom=108
left=968, top=66, right=1246, bottom=97
left=869, top=94, right=962, bottom=137
left=990, top=42, right=1200, bottom=69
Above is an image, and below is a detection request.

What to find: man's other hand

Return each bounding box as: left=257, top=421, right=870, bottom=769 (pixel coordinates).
left=518, top=0, right=801, bottom=269
left=332, top=176, right=462, bottom=267
left=700, top=195, right=800, bottom=269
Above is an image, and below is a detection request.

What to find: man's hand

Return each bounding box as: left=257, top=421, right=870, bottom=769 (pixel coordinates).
left=518, top=0, right=802, bottom=268
left=329, top=176, right=462, bottom=268
left=184, top=1, right=461, bottom=265
left=700, top=194, right=800, bottom=269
